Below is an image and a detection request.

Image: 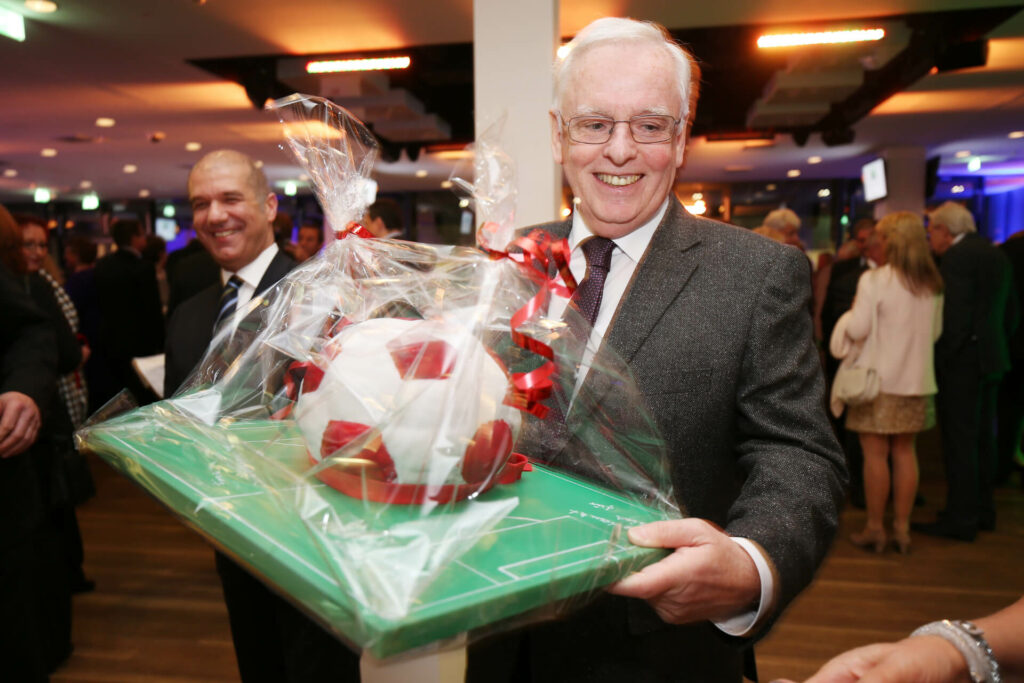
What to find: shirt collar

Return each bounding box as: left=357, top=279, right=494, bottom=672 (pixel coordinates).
left=222, top=242, right=279, bottom=289
left=952, top=232, right=967, bottom=246
left=568, top=197, right=669, bottom=263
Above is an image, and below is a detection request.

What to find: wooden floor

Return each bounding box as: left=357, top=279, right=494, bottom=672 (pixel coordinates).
left=53, top=426, right=1024, bottom=682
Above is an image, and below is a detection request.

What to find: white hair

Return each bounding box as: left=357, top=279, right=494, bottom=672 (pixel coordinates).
left=553, top=17, right=701, bottom=134
left=763, top=208, right=801, bottom=233
left=928, top=201, right=977, bottom=236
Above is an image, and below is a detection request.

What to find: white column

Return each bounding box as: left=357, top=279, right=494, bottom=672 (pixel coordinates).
left=473, top=0, right=561, bottom=229
left=874, top=146, right=926, bottom=219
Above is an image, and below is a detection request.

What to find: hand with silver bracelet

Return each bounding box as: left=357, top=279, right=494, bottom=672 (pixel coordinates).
left=772, top=597, right=1023, bottom=683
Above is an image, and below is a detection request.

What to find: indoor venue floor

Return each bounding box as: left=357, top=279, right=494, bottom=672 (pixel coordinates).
left=53, top=426, right=1024, bottom=682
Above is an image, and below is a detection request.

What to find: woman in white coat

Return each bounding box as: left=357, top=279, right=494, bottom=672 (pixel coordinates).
left=834, top=212, right=943, bottom=553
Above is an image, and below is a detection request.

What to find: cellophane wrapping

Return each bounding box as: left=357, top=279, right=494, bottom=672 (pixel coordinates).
left=76, top=94, right=681, bottom=659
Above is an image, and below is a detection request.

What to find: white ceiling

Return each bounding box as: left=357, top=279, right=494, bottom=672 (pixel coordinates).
left=0, top=0, right=1022, bottom=205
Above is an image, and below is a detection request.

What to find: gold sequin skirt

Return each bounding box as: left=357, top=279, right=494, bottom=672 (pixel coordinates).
left=846, top=393, right=936, bottom=434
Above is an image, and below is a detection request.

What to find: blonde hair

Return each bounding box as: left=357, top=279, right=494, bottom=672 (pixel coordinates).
left=877, top=211, right=943, bottom=296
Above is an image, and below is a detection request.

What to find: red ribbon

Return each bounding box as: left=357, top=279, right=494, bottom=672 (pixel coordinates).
left=479, top=225, right=576, bottom=420
left=336, top=220, right=374, bottom=240
left=309, top=451, right=531, bottom=504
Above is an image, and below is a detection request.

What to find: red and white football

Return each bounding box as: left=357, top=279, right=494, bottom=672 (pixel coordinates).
left=292, top=317, right=522, bottom=495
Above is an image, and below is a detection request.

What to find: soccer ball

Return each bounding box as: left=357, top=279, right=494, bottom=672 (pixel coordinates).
left=292, top=316, right=522, bottom=501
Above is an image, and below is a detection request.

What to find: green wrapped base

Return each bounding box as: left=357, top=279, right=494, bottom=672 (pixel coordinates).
left=81, top=406, right=670, bottom=658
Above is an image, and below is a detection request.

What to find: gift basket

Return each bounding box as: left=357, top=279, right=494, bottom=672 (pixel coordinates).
left=77, top=94, right=681, bottom=659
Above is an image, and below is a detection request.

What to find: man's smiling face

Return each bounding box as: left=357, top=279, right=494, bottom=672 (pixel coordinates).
left=552, top=42, right=686, bottom=239
left=188, top=152, right=276, bottom=272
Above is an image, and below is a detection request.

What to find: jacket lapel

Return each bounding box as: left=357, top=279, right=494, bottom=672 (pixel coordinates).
left=602, top=198, right=702, bottom=366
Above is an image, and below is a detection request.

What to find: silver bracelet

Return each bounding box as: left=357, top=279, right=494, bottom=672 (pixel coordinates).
left=910, top=619, right=1001, bottom=683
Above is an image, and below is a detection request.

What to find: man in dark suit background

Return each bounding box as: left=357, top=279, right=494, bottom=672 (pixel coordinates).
left=93, top=219, right=164, bottom=405
left=997, top=229, right=1024, bottom=485
left=916, top=201, right=1016, bottom=541
left=821, top=219, right=877, bottom=508
left=164, top=150, right=295, bottom=396
left=164, top=150, right=356, bottom=682
left=467, top=18, right=845, bottom=683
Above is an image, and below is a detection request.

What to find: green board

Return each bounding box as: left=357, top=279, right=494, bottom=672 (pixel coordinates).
left=80, top=407, right=671, bottom=658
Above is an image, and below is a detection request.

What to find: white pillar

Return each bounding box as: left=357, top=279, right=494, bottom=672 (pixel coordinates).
left=473, top=0, right=561, bottom=229
left=874, top=146, right=926, bottom=219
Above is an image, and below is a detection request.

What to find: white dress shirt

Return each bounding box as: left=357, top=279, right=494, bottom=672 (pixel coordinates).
left=219, top=242, right=280, bottom=327
left=549, top=200, right=772, bottom=636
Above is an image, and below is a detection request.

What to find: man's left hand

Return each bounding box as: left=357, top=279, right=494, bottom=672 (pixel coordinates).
left=607, top=518, right=760, bottom=625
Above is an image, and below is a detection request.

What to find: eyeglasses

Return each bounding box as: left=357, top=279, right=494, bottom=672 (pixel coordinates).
left=562, top=114, right=680, bottom=144
left=21, top=241, right=47, bottom=251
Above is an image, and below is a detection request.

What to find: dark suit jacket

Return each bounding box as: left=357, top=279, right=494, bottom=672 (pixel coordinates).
left=164, top=249, right=296, bottom=396
left=0, top=265, right=56, bottom=549
left=1000, top=234, right=1024, bottom=362
left=936, top=232, right=1015, bottom=377
left=821, top=257, right=868, bottom=351
left=470, top=200, right=846, bottom=682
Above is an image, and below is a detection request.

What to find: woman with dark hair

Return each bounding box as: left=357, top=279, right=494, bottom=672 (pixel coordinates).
left=832, top=212, right=944, bottom=554
left=12, top=214, right=94, bottom=673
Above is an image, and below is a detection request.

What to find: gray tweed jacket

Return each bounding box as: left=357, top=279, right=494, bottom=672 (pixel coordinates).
left=468, top=198, right=846, bottom=683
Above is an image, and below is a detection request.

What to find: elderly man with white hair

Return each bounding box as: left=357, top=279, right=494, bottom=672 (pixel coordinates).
left=467, top=16, right=845, bottom=683
left=915, top=201, right=1015, bottom=542
left=763, top=207, right=805, bottom=250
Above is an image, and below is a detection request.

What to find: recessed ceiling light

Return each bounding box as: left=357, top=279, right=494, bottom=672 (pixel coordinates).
left=692, top=192, right=703, bottom=200
left=185, top=141, right=202, bottom=151
left=95, top=117, right=116, bottom=128
left=954, top=150, right=971, bottom=158
left=41, top=148, right=57, bottom=157
left=139, top=189, right=151, bottom=198
left=817, top=188, right=831, bottom=198
left=415, top=169, right=428, bottom=178
left=24, top=0, right=58, bottom=13
left=2, top=169, right=17, bottom=178
left=440, top=180, right=453, bottom=189
left=766, top=184, right=777, bottom=191
left=967, top=158, right=981, bottom=172
left=807, top=156, right=822, bottom=164
left=458, top=199, right=470, bottom=208
left=1009, top=131, right=1024, bottom=139
left=79, top=180, right=92, bottom=189
left=787, top=169, right=801, bottom=178
left=123, top=164, right=138, bottom=173
left=254, top=160, right=264, bottom=168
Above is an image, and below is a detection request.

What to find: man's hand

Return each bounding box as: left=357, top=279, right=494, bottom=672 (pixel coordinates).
left=0, top=391, right=42, bottom=458
left=773, top=636, right=968, bottom=683
left=607, top=518, right=761, bottom=625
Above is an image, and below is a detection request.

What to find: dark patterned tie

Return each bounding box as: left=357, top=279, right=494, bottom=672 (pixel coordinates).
left=213, top=275, right=243, bottom=332
left=568, top=236, right=616, bottom=343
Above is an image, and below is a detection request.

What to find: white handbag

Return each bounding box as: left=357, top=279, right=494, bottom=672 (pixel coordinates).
left=830, top=290, right=881, bottom=407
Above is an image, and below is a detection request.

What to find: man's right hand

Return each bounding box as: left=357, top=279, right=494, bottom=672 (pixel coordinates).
left=0, top=391, right=42, bottom=458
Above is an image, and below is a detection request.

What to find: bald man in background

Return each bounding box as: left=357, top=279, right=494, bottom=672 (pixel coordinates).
left=165, top=151, right=357, bottom=682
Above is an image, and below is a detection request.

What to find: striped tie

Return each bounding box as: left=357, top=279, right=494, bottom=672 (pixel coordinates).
left=213, top=275, right=243, bottom=332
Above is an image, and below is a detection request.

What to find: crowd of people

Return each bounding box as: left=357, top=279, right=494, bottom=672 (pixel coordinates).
left=0, top=14, right=1021, bottom=683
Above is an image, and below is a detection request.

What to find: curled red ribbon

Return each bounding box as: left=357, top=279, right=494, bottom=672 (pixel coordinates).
left=479, top=225, right=576, bottom=420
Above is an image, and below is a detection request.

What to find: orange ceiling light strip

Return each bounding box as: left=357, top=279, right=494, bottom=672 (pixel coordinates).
left=306, top=56, right=411, bottom=74
left=757, top=28, right=885, bottom=48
